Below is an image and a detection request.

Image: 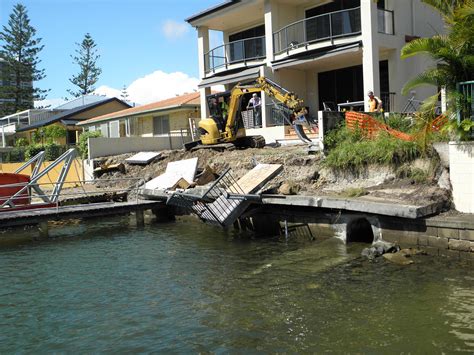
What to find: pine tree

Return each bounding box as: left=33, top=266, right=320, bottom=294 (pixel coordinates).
left=68, top=33, right=102, bottom=97
left=0, top=3, right=48, bottom=116
left=120, top=85, right=129, bottom=102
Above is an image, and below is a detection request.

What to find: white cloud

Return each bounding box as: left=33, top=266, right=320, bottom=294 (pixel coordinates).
left=95, top=70, right=200, bottom=105
left=162, top=20, right=189, bottom=40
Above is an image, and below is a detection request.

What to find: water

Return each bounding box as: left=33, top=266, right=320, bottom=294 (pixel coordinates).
left=0, top=216, right=473, bottom=353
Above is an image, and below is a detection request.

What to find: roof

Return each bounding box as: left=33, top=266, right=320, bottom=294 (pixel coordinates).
left=185, top=0, right=239, bottom=24
left=16, top=97, right=130, bottom=132
left=78, top=92, right=201, bottom=126
left=54, top=95, right=109, bottom=110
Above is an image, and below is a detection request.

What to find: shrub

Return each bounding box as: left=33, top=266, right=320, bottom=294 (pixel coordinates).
left=78, top=131, right=102, bottom=159
left=324, top=127, right=421, bottom=171
left=44, top=142, right=66, bottom=161
left=25, top=144, right=45, bottom=160
left=14, top=138, right=29, bottom=147
left=3, top=147, right=26, bottom=162
left=44, top=125, right=67, bottom=143
left=385, top=113, right=413, bottom=133
left=24, top=143, right=67, bottom=161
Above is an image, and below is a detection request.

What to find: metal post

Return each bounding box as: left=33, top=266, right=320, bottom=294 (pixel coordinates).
left=136, top=209, right=145, bottom=227
left=38, top=221, right=49, bottom=238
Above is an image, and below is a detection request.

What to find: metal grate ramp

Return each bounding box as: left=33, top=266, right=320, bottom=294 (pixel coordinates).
left=167, top=168, right=257, bottom=228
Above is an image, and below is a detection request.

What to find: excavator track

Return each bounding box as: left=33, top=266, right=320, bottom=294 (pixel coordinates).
left=235, top=135, right=266, bottom=149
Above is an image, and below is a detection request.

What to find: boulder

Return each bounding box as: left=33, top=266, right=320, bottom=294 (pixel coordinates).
left=383, top=252, right=414, bottom=265
left=278, top=181, right=301, bottom=195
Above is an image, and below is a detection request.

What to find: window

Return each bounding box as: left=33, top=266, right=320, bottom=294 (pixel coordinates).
left=109, top=121, right=120, bottom=138
left=153, top=115, right=170, bottom=136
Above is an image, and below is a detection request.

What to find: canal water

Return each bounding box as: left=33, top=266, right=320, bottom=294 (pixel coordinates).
left=0, top=216, right=473, bottom=353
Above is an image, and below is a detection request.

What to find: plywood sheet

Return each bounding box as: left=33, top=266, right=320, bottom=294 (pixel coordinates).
left=144, top=157, right=198, bottom=191
left=125, top=151, right=161, bottom=165
left=233, top=164, right=283, bottom=194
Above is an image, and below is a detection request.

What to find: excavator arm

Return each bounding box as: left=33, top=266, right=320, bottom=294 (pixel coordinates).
left=223, top=77, right=308, bottom=139
left=189, top=76, right=314, bottom=151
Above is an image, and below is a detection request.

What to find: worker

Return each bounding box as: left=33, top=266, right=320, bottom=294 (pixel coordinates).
left=221, top=97, right=229, bottom=125
left=246, top=93, right=262, bottom=127
left=367, top=91, right=383, bottom=112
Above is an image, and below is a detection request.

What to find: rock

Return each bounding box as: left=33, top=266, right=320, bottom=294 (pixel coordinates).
left=383, top=252, right=414, bottom=265
left=399, top=248, right=426, bottom=256
left=437, top=168, right=451, bottom=190
left=278, top=181, right=301, bottom=195
left=361, top=241, right=399, bottom=261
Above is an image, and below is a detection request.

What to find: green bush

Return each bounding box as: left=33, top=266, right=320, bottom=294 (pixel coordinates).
left=2, top=147, right=26, bottom=163
left=24, top=143, right=67, bottom=161
left=385, top=113, right=413, bottom=133
left=78, top=131, right=102, bottom=159
left=25, top=144, right=45, bottom=160
left=14, top=138, right=29, bottom=147
left=44, top=125, right=67, bottom=143
left=324, top=126, right=421, bottom=171
left=44, top=142, right=66, bottom=161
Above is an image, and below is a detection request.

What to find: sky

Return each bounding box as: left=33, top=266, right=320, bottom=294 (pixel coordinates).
left=0, top=0, right=224, bottom=107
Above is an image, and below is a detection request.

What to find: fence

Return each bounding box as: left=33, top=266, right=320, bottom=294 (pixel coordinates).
left=457, top=80, right=474, bottom=121
left=0, top=159, right=84, bottom=188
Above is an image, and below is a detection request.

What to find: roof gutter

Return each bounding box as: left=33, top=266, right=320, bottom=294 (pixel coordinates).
left=78, top=104, right=200, bottom=126
left=185, top=0, right=240, bottom=25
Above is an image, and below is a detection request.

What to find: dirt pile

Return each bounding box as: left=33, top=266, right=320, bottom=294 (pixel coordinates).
left=91, top=145, right=451, bottom=208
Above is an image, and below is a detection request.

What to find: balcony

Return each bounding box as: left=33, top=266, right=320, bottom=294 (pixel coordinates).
left=273, top=7, right=361, bottom=55
left=204, top=36, right=266, bottom=74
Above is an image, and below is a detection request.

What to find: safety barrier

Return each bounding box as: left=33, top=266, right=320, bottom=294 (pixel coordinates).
left=345, top=111, right=447, bottom=142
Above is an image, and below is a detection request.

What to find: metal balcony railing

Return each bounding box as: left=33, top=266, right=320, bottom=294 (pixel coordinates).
left=457, top=80, right=474, bottom=122
left=273, top=7, right=361, bottom=54
left=204, top=36, right=266, bottom=74
left=378, top=8, right=394, bottom=35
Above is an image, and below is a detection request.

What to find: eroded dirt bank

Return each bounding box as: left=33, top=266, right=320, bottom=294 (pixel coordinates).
left=89, top=145, right=451, bottom=209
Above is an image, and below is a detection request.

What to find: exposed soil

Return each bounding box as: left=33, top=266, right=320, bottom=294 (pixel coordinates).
left=87, top=144, right=451, bottom=208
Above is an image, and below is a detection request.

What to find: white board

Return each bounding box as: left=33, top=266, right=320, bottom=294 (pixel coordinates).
left=144, top=157, right=198, bottom=191
left=125, top=151, right=161, bottom=165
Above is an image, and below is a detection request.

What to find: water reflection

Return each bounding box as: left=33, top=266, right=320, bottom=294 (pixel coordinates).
left=0, top=217, right=473, bottom=353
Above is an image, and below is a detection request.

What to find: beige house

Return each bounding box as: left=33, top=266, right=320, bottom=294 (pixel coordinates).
left=78, top=92, right=201, bottom=139
left=186, top=0, right=444, bottom=143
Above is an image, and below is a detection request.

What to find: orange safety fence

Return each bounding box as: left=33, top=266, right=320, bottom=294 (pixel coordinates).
left=345, top=111, right=448, bottom=142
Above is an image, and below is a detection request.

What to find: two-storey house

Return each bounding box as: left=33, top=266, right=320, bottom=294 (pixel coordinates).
left=187, top=0, right=443, bottom=142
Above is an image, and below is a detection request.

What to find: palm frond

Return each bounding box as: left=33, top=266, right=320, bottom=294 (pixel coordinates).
left=401, top=36, right=449, bottom=59
left=401, top=68, right=446, bottom=95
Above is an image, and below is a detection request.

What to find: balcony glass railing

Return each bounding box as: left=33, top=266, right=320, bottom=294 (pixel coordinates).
left=273, top=7, right=361, bottom=54
left=204, top=36, right=266, bottom=73
left=378, top=8, right=394, bottom=35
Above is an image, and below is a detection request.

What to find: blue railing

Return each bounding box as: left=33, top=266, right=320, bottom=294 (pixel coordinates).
left=204, top=36, right=266, bottom=73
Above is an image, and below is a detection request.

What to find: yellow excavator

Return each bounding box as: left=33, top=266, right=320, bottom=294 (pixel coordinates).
left=185, top=77, right=313, bottom=151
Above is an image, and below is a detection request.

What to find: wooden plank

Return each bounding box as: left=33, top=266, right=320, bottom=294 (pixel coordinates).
left=233, top=164, right=283, bottom=194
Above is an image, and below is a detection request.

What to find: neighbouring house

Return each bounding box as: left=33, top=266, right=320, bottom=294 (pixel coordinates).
left=11, top=96, right=130, bottom=146
left=77, top=92, right=201, bottom=159
left=186, top=0, right=444, bottom=143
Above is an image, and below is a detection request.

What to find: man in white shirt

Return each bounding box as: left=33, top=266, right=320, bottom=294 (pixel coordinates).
left=247, top=93, right=262, bottom=127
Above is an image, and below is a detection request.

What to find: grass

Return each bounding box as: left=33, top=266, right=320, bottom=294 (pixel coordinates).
left=323, top=125, right=421, bottom=171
